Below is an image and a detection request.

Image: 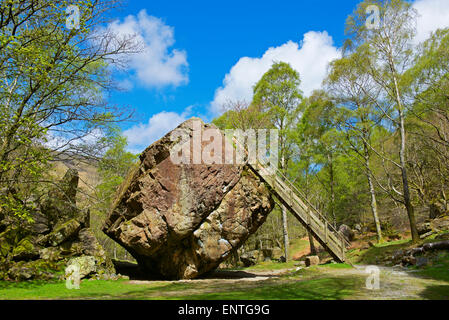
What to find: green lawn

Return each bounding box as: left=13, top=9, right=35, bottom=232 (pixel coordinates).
left=0, top=271, right=362, bottom=300
left=173, top=277, right=362, bottom=300
left=0, top=279, right=203, bottom=300
left=413, top=251, right=449, bottom=283
left=347, top=238, right=411, bottom=265
left=2, top=237, right=449, bottom=300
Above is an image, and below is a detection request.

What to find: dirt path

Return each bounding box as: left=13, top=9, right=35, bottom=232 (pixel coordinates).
left=320, top=265, right=448, bottom=300
left=126, top=265, right=449, bottom=300
left=128, top=269, right=290, bottom=285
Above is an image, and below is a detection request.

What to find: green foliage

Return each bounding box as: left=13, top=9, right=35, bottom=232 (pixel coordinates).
left=212, top=102, right=271, bottom=131
left=253, top=62, right=303, bottom=169
left=86, top=128, right=137, bottom=261
left=212, top=1, right=449, bottom=252
left=0, top=0, right=137, bottom=222
left=416, top=251, right=449, bottom=283
left=96, top=129, right=137, bottom=209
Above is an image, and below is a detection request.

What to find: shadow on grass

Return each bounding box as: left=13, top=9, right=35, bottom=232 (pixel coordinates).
left=0, top=280, right=59, bottom=290
left=0, top=260, right=364, bottom=300
left=113, top=259, right=282, bottom=281
left=199, top=270, right=279, bottom=280
left=174, top=277, right=362, bottom=300
left=348, top=239, right=412, bottom=265
left=418, top=285, right=449, bottom=300
left=51, top=275, right=364, bottom=300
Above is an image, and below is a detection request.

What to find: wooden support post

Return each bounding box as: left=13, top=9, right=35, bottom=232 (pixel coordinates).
left=325, top=221, right=328, bottom=244
left=341, top=235, right=345, bottom=262
left=289, top=189, right=293, bottom=207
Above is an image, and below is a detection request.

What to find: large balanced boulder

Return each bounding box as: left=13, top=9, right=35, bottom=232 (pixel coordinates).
left=103, top=118, right=274, bottom=279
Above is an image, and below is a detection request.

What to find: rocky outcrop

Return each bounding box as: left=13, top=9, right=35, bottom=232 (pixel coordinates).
left=240, top=250, right=261, bottom=267
left=103, top=118, right=274, bottom=279
left=417, top=215, right=449, bottom=239
left=0, top=169, right=114, bottom=281
left=338, top=224, right=355, bottom=242
left=392, top=240, right=449, bottom=267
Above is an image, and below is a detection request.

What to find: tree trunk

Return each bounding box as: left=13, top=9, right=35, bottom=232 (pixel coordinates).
left=280, top=155, right=289, bottom=262
left=308, top=231, right=317, bottom=255
left=327, top=152, right=337, bottom=227
left=407, top=240, right=449, bottom=256
left=364, top=145, right=383, bottom=243
left=400, top=120, right=419, bottom=242
left=282, top=204, right=289, bottom=262
left=392, top=72, right=419, bottom=243
left=367, top=173, right=383, bottom=243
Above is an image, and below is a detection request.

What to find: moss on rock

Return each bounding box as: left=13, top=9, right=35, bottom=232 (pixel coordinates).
left=66, top=256, right=97, bottom=279
left=43, top=219, right=81, bottom=247
left=0, top=240, right=11, bottom=258
left=1, top=169, right=115, bottom=282
left=7, top=259, right=65, bottom=281
left=12, top=237, right=39, bottom=261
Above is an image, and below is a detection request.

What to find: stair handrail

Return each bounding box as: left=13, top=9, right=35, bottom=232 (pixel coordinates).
left=230, top=136, right=350, bottom=247
left=254, top=158, right=350, bottom=246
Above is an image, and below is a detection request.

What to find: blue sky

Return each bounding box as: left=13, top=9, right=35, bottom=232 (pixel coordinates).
left=104, top=0, right=449, bottom=153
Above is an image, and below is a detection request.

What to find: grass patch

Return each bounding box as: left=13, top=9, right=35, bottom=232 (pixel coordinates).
left=0, top=276, right=361, bottom=300
left=414, top=251, right=449, bottom=283
left=348, top=235, right=449, bottom=266
left=0, top=279, right=197, bottom=300
left=347, top=239, right=412, bottom=265
left=166, top=277, right=363, bottom=300
left=0, top=263, right=362, bottom=300
left=288, top=238, right=309, bottom=256
left=318, top=263, right=353, bottom=269
left=242, top=260, right=297, bottom=271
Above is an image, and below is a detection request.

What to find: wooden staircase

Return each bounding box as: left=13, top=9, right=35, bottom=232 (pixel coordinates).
left=248, top=161, right=349, bottom=262
left=230, top=136, right=349, bottom=262
left=232, top=137, right=350, bottom=263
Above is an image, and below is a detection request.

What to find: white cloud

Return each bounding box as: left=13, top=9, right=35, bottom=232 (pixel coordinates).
left=108, top=10, right=188, bottom=88
left=44, top=128, right=105, bottom=151
left=413, top=0, right=449, bottom=43
left=210, top=31, right=341, bottom=114
left=124, top=109, right=192, bottom=153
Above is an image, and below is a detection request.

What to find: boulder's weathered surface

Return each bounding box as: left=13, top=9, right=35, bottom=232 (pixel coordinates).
left=0, top=169, right=114, bottom=281
left=103, top=118, right=274, bottom=279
